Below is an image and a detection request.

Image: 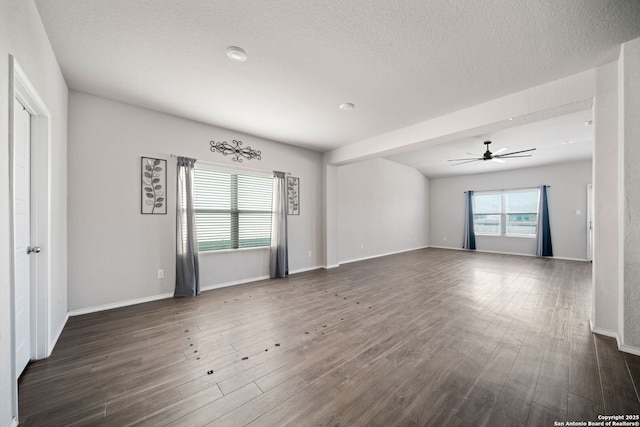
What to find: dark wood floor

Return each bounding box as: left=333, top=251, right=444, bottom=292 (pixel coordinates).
left=18, top=248, right=640, bottom=426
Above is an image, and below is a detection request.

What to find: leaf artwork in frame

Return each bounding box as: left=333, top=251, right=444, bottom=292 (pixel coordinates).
left=287, top=176, right=300, bottom=215
left=141, top=157, right=167, bottom=214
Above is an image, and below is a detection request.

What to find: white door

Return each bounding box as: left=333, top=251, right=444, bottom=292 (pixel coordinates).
left=13, top=98, right=32, bottom=377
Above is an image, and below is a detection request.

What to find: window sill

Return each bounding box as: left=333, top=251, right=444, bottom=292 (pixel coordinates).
left=476, top=234, right=536, bottom=239
left=199, top=246, right=270, bottom=255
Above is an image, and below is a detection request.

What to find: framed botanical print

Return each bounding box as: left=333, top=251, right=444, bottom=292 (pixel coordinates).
left=141, top=157, right=167, bottom=214
left=287, top=176, right=300, bottom=215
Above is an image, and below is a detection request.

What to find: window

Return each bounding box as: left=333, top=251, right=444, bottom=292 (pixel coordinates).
left=473, top=192, right=501, bottom=234
left=473, top=188, right=539, bottom=236
left=504, top=190, right=538, bottom=235
left=193, top=168, right=272, bottom=251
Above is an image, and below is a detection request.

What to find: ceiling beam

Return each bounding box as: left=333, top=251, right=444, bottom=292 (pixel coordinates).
left=325, top=69, right=596, bottom=166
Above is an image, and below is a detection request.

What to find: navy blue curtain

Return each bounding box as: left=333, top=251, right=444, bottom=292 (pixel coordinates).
left=463, top=191, right=476, bottom=250
left=536, top=185, right=553, bottom=257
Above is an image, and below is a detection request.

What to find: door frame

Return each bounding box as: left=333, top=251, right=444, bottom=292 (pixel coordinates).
left=9, top=56, right=52, bottom=416
left=587, top=184, right=593, bottom=261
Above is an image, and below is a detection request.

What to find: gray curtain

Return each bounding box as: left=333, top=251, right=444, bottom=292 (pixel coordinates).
left=535, top=185, right=553, bottom=257
left=175, top=156, right=200, bottom=297
left=270, top=171, right=288, bottom=278
left=463, top=190, right=476, bottom=250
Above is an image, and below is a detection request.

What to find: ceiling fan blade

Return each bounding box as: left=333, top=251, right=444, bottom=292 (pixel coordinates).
left=494, top=148, right=536, bottom=157
left=466, top=152, right=481, bottom=156
left=448, top=157, right=482, bottom=162
left=450, top=159, right=481, bottom=166
left=449, top=143, right=535, bottom=165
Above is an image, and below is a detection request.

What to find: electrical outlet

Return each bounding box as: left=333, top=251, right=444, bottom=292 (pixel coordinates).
left=360, top=243, right=364, bottom=250
left=308, top=250, right=312, bottom=258
left=157, top=269, right=165, bottom=279
left=443, top=236, right=447, bottom=241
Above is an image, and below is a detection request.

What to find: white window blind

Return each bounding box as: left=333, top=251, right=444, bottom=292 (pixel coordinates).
left=193, top=168, right=272, bottom=251
left=473, top=188, right=539, bottom=236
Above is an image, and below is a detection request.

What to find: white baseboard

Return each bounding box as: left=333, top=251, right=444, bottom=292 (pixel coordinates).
left=590, top=324, right=620, bottom=340
left=202, top=266, right=324, bottom=290
left=619, top=343, right=640, bottom=357
left=290, top=265, right=323, bottom=274
left=340, top=246, right=429, bottom=266
left=428, top=245, right=589, bottom=262
left=551, top=256, right=590, bottom=262
left=428, top=245, right=463, bottom=251
left=69, top=292, right=174, bottom=316
left=322, top=264, right=340, bottom=269
left=589, top=319, right=640, bottom=356
left=48, top=312, right=69, bottom=357
left=201, top=275, right=270, bottom=292
left=69, top=269, right=323, bottom=317
left=8, top=417, right=19, bottom=427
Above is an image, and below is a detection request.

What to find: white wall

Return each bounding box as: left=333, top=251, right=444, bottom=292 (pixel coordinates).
left=322, top=163, right=340, bottom=268
left=324, top=68, right=596, bottom=275
left=0, top=0, right=68, bottom=424
left=337, top=158, right=429, bottom=263
left=591, top=38, right=640, bottom=354
left=620, top=38, right=640, bottom=348
left=429, top=161, right=592, bottom=260
left=592, top=60, right=620, bottom=335
left=67, top=92, right=323, bottom=312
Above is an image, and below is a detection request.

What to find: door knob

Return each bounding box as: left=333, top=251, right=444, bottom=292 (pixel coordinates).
left=27, top=246, right=41, bottom=254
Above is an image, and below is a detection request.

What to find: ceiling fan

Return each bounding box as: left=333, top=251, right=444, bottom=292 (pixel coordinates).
left=448, top=140, right=536, bottom=166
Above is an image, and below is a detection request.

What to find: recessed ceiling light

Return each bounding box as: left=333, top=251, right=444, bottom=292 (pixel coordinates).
left=226, top=46, right=247, bottom=62
left=508, top=117, right=513, bottom=121
left=339, top=103, right=355, bottom=111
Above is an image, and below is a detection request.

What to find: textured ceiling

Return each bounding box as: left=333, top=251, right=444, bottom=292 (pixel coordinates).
left=386, top=109, right=594, bottom=179
left=35, top=0, right=640, bottom=152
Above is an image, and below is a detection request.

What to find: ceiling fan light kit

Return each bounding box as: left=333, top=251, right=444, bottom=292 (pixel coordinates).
left=448, top=140, right=536, bottom=166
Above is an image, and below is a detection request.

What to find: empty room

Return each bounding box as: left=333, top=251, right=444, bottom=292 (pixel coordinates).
left=2, top=1, right=640, bottom=426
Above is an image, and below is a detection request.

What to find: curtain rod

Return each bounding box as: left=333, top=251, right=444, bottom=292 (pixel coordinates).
left=170, top=154, right=290, bottom=175
left=464, top=185, right=550, bottom=193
